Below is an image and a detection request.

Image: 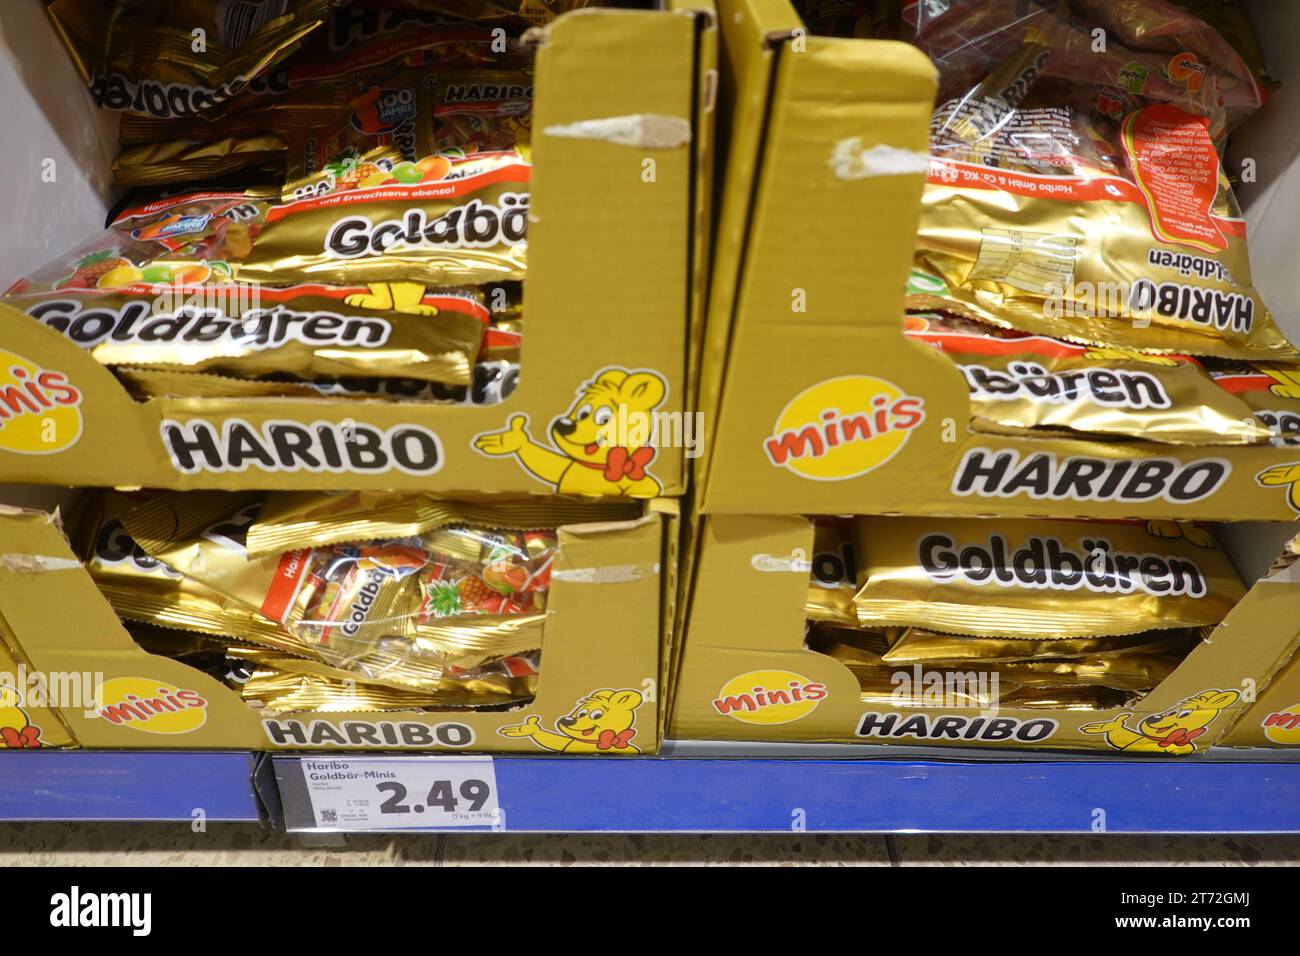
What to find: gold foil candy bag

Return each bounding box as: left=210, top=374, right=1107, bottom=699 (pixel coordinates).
left=853, top=516, right=1246, bottom=638
left=3, top=191, right=269, bottom=296
left=48, top=0, right=335, bottom=118
left=238, top=158, right=530, bottom=286
left=805, top=517, right=858, bottom=625
left=115, top=492, right=590, bottom=694
left=117, top=358, right=518, bottom=405
left=113, top=134, right=288, bottom=187
left=902, top=2, right=1294, bottom=361
left=12, top=285, right=483, bottom=386
left=355, top=0, right=595, bottom=28
left=879, top=627, right=1201, bottom=666
left=903, top=312, right=1267, bottom=445
left=243, top=490, right=634, bottom=555
left=432, top=70, right=533, bottom=157
left=1208, top=362, right=1300, bottom=446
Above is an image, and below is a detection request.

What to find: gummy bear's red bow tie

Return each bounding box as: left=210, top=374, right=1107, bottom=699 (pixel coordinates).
left=0, top=726, right=40, bottom=749
left=603, top=446, right=654, bottom=483
left=1156, top=726, right=1205, bottom=749
left=596, top=728, right=635, bottom=751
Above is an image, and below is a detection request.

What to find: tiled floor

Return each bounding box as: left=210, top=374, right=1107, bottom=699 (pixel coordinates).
left=0, top=824, right=1297, bottom=866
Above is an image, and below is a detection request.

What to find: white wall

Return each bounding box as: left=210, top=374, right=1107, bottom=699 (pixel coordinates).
left=0, top=0, right=117, bottom=286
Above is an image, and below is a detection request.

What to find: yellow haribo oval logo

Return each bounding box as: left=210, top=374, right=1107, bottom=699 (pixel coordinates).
left=765, top=376, right=924, bottom=481
left=712, top=670, right=827, bottom=725
left=1263, top=703, right=1300, bottom=745
left=0, top=350, right=83, bottom=454
left=95, top=677, right=208, bottom=735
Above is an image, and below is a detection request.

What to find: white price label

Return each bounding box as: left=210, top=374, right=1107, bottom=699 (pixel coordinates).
left=300, top=758, right=501, bottom=830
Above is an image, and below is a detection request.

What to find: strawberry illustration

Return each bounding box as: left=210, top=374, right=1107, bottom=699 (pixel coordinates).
left=59, top=250, right=131, bottom=289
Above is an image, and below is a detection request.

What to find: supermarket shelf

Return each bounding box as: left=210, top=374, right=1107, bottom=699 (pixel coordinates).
left=274, top=753, right=1300, bottom=834
left=0, top=751, right=264, bottom=822
left=5, top=749, right=1300, bottom=831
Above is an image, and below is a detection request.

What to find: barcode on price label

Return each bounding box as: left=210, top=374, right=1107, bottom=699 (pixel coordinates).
left=300, top=757, right=502, bottom=831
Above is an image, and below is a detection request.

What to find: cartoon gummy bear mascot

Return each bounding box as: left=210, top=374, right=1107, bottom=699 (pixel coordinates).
left=0, top=687, right=41, bottom=749
left=473, top=368, right=666, bottom=496
left=499, top=689, right=643, bottom=754
left=1080, top=689, right=1239, bottom=755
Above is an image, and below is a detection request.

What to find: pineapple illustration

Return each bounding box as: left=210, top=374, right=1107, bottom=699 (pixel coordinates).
left=424, top=575, right=503, bottom=618
left=58, top=250, right=132, bottom=289
left=326, top=150, right=383, bottom=192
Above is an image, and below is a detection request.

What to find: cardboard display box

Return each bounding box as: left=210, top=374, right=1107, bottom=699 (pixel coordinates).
left=1219, top=640, right=1300, bottom=748
left=0, top=502, right=672, bottom=753
left=0, top=2, right=716, bottom=498
left=667, top=0, right=1300, bottom=751
left=669, top=513, right=1300, bottom=755
left=694, top=0, right=1300, bottom=523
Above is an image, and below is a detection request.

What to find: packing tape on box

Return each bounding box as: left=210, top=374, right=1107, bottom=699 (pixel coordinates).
left=829, top=139, right=931, bottom=180
left=543, top=114, right=691, bottom=149
left=0, top=554, right=82, bottom=573
left=551, top=562, right=660, bottom=584
left=750, top=551, right=813, bottom=573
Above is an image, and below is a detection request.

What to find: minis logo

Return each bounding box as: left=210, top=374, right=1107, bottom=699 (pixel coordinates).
left=765, top=376, right=924, bottom=481
left=713, top=670, right=827, bottom=725
left=94, top=677, right=208, bottom=735
left=1262, top=703, right=1300, bottom=745
left=0, top=350, right=83, bottom=454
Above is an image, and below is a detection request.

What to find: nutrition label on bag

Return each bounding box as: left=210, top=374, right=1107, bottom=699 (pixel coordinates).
left=971, top=227, right=1078, bottom=294
left=292, top=757, right=502, bottom=831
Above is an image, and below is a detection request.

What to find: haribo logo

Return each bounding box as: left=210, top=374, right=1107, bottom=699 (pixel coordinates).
left=0, top=350, right=83, bottom=454
left=764, top=375, right=924, bottom=481
left=712, top=670, right=827, bottom=725
left=94, top=677, right=208, bottom=735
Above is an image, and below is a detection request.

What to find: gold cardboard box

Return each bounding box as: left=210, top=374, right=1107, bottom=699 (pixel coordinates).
left=1220, top=644, right=1300, bottom=749
left=694, top=0, right=1300, bottom=522
left=670, top=513, right=1300, bottom=755
left=0, top=503, right=674, bottom=754
left=0, top=3, right=716, bottom=500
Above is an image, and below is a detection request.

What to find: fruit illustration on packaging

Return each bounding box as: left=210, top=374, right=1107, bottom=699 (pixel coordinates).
left=326, top=150, right=384, bottom=191
left=140, top=264, right=175, bottom=284
left=416, top=155, right=451, bottom=182
left=58, top=250, right=132, bottom=289
left=97, top=264, right=144, bottom=288
left=425, top=574, right=503, bottom=617
left=171, top=264, right=212, bottom=286
left=391, top=162, right=423, bottom=185
left=483, top=560, right=529, bottom=595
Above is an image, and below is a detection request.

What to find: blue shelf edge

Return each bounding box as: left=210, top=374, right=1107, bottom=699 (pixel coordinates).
left=275, top=753, right=1300, bottom=834
left=0, top=751, right=263, bottom=823
left=4, top=750, right=1300, bottom=832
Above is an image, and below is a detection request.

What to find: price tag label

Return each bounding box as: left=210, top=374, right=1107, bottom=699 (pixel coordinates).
left=299, top=757, right=501, bottom=831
